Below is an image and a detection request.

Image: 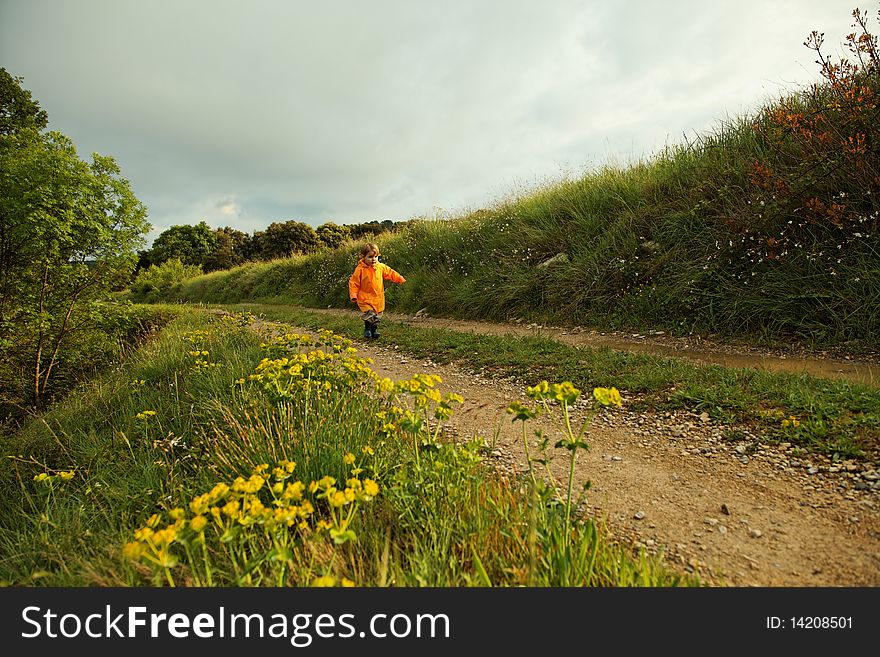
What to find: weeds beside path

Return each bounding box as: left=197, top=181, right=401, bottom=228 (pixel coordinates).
left=238, top=304, right=880, bottom=586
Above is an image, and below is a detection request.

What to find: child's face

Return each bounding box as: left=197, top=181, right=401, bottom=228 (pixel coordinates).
left=364, top=252, right=380, bottom=266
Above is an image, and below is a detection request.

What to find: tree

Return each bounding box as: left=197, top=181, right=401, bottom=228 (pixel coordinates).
left=0, top=68, right=48, bottom=136
left=203, top=226, right=251, bottom=271
left=316, top=221, right=351, bottom=250
left=147, top=221, right=219, bottom=269
left=348, top=220, right=384, bottom=240
left=253, top=220, right=318, bottom=260
left=0, top=71, right=149, bottom=407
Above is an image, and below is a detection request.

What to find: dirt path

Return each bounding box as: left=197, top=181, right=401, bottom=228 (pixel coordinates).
left=257, top=308, right=880, bottom=586
left=310, top=307, right=880, bottom=386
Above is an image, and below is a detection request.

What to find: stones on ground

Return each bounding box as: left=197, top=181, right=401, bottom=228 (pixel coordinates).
left=634, top=511, right=646, bottom=520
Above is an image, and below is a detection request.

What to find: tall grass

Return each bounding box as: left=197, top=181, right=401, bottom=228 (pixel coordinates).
left=0, top=309, right=695, bottom=587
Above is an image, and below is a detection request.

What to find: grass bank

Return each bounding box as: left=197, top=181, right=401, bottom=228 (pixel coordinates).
left=0, top=308, right=695, bottom=587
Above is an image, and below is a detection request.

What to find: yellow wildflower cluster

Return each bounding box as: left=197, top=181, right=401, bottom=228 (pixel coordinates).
left=259, top=331, right=319, bottom=358
left=760, top=409, right=802, bottom=429
left=122, top=458, right=380, bottom=580
left=258, top=328, right=355, bottom=359
left=311, top=574, right=356, bottom=587
left=527, top=380, right=582, bottom=405
left=379, top=374, right=464, bottom=421
left=136, top=410, right=157, bottom=421
left=592, top=386, right=622, bottom=407
left=183, top=330, right=221, bottom=372
left=33, top=470, right=75, bottom=484
left=183, top=330, right=212, bottom=345
left=219, top=311, right=255, bottom=328
left=249, top=349, right=377, bottom=400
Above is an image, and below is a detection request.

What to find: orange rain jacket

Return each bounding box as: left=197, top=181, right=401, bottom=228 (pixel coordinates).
left=348, top=258, right=406, bottom=313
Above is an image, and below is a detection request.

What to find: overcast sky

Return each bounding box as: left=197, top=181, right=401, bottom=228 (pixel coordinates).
left=0, top=0, right=857, bottom=245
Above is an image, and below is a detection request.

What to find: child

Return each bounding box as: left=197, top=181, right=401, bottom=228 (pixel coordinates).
left=348, top=242, right=406, bottom=339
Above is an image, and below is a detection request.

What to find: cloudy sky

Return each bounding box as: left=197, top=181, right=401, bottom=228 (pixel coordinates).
left=0, top=0, right=857, bottom=244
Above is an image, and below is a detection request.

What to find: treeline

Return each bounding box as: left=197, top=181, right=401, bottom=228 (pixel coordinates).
left=136, top=218, right=404, bottom=273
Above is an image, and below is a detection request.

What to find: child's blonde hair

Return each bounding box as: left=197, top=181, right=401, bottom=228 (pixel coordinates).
left=360, top=242, right=380, bottom=258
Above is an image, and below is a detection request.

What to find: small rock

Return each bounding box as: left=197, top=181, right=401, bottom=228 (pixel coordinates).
left=721, top=503, right=731, bottom=515
left=634, top=511, right=646, bottom=520
left=749, top=528, right=763, bottom=539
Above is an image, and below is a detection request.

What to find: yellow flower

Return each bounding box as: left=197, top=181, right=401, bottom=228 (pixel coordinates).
left=527, top=381, right=550, bottom=400
left=58, top=470, right=75, bottom=481
left=311, top=575, right=337, bottom=587
left=363, top=479, right=379, bottom=498
left=593, top=386, right=622, bottom=407
left=343, top=452, right=356, bottom=465
left=190, top=515, right=208, bottom=533
left=362, top=445, right=374, bottom=456
left=328, top=490, right=348, bottom=507
left=341, top=577, right=355, bottom=587
left=122, top=541, right=144, bottom=559
left=283, top=481, right=305, bottom=501
left=552, top=381, right=580, bottom=405
left=133, top=527, right=154, bottom=541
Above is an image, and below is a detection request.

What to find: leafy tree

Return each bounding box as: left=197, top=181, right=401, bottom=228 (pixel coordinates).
left=253, top=220, right=318, bottom=260
left=0, top=71, right=149, bottom=408
left=148, top=221, right=219, bottom=268
left=0, top=67, right=48, bottom=135
left=316, top=221, right=351, bottom=250
left=203, top=226, right=251, bottom=271
left=348, top=220, right=386, bottom=240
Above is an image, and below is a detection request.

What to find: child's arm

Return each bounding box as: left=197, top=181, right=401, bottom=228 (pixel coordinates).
left=348, top=269, right=360, bottom=302
left=382, top=265, right=406, bottom=284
